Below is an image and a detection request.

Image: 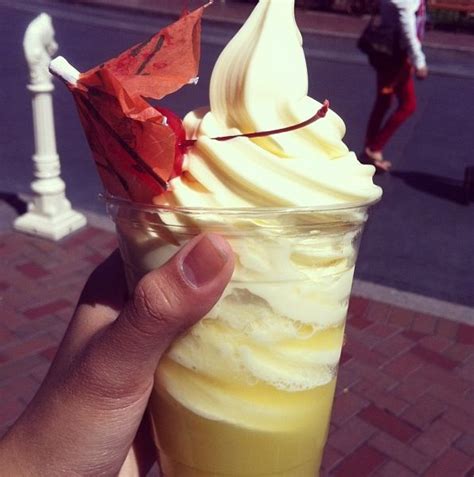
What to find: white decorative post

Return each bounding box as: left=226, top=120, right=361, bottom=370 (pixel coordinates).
left=14, top=13, right=86, bottom=240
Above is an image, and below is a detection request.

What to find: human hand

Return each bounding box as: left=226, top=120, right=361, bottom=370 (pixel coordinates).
left=0, top=234, right=234, bottom=476
left=416, top=66, right=428, bottom=79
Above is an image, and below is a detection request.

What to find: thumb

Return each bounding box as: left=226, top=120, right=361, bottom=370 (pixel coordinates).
left=75, top=233, right=234, bottom=400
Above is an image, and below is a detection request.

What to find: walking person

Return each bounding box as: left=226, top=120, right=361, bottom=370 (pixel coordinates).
left=364, top=0, right=428, bottom=171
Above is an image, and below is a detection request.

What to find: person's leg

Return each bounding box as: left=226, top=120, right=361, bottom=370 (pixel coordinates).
left=364, top=63, right=398, bottom=170
left=368, top=61, right=416, bottom=152
left=365, top=69, right=394, bottom=151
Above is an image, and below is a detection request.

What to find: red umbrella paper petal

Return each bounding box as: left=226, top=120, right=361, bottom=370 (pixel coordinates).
left=67, top=5, right=208, bottom=202
left=82, top=6, right=205, bottom=101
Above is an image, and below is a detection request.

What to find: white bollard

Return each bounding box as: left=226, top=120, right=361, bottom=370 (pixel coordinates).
left=14, top=13, right=86, bottom=241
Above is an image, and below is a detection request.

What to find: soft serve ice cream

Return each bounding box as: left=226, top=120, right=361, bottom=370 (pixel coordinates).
left=158, top=2, right=379, bottom=208
left=109, top=2, right=383, bottom=476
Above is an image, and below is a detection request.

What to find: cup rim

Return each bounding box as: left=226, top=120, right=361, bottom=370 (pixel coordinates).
left=103, top=194, right=381, bottom=216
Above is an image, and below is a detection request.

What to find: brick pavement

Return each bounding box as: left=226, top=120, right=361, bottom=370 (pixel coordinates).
left=0, top=226, right=473, bottom=476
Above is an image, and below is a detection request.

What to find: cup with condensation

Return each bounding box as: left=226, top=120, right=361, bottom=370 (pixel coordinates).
left=106, top=195, right=377, bottom=477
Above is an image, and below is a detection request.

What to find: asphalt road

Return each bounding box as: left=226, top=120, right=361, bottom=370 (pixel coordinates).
left=1, top=0, right=473, bottom=308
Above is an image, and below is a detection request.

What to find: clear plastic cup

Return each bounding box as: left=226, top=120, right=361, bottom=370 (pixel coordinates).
left=106, top=196, right=376, bottom=477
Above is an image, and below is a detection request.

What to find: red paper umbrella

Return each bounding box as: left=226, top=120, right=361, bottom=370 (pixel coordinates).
left=61, top=5, right=208, bottom=203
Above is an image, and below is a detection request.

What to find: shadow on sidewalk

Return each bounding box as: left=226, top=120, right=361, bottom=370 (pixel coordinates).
left=0, top=192, right=28, bottom=215
left=390, top=169, right=473, bottom=205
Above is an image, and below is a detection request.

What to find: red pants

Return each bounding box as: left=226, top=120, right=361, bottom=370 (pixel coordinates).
left=365, top=60, right=417, bottom=152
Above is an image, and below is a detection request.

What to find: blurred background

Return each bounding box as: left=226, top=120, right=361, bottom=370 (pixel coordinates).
left=258, top=0, right=474, bottom=32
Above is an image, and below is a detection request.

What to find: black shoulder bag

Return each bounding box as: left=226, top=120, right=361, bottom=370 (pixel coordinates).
left=357, top=16, right=404, bottom=68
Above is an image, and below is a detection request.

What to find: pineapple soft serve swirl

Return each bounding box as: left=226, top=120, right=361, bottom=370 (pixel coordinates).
left=161, top=0, right=382, bottom=208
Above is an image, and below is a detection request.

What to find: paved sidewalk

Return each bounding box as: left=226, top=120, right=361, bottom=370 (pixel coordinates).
left=0, top=224, right=473, bottom=476
left=76, top=0, right=474, bottom=52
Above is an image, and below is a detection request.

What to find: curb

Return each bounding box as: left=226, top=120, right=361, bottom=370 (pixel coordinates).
left=352, top=280, right=474, bottom=325
left=2, top=0, right=474, bottom=55
left=74, top=0, right=474, bottom=54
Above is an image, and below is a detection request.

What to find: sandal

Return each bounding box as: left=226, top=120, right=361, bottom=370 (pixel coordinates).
left=364, top=147, right=392, bottom=172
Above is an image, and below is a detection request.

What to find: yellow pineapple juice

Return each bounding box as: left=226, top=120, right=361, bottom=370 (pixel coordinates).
left=152, top=342, right=338, bottom=477
left=108, top=201, right=374, bottom=477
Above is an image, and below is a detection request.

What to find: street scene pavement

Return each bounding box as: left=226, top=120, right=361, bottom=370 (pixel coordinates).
left=0, top=0, right=473, bottom=475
